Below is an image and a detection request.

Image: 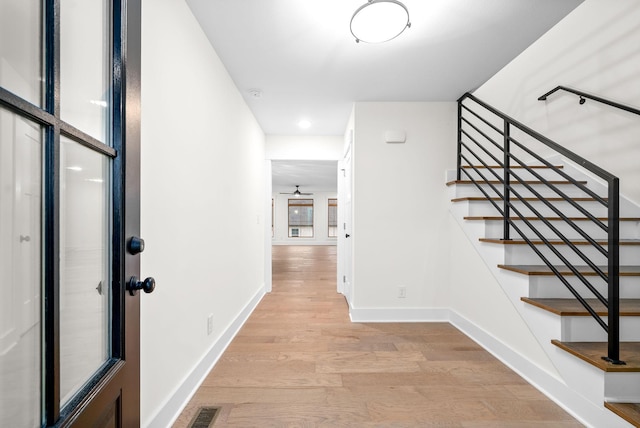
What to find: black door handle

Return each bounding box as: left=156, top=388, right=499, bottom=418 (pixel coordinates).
left=127, top=276, right=156, bottom=296
left=345, top=234, right=350, bottom=238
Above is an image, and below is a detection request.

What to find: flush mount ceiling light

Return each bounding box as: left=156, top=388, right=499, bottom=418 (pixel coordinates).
left=350, top=0, right=411, bottom=44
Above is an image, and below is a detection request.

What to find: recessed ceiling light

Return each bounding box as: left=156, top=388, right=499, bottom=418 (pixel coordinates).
left=66, top=166, right=83, bottom=171
left=298, top=120, right=311, bottom=129
left=351, top=0, right=411, bottom=44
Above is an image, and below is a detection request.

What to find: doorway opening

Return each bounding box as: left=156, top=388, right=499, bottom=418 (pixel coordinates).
left=268, top=160, right=342, bottom=298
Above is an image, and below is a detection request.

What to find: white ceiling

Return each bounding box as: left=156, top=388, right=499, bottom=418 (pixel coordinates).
left=186, top=0, right=583, bottom=136
left=272, top=160, right=338, bottom=193
left=185, top=0, right=583, bottom=192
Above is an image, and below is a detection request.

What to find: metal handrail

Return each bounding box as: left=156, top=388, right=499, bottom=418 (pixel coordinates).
left=456, top=92, right=623, bottom=364
left=538, top=86, right=640, bottom=117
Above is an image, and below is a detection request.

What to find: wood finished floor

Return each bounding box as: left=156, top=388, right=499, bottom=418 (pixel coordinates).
left=173, top=245, right=583, bottom=427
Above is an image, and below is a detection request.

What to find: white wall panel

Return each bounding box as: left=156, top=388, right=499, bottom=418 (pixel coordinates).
left=474, top=0, right=640, bottom=204
left=266, top=135, right=343, bottom=160
left=352, top=102, right=456, bottom=309
left=140, top=0, right=265, bottom=425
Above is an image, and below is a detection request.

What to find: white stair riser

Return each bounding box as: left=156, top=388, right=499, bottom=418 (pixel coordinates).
left=559, top=316, right=640, bottom=341
left=460, top=168, right=572, bottom=182
left=460, top=199, right=625, bottom=218
left=606, top=372, right=640, bottom=403
left=482, top=219, right=640, bottom=240
left=498, top=243, right=640, bottom=266
left=452, top=183, right=596, bottom=199
left=527, top=276, right=640, bottom=299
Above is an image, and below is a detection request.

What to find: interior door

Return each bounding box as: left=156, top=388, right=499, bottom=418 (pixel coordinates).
left=0, top=0, right=143, bottom=426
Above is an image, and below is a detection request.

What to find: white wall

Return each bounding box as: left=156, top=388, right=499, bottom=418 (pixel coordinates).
left=140, top=0, right=265, bottom=426
left=272, top=192, right=338, bottom=245
left=474, top=0, right=640, bottom=204
left=266, top=135, right=343, bottom=160
left=351, top=102, right=457, bottom=311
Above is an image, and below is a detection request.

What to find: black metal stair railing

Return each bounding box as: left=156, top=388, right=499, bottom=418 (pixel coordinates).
left=456, top=92, right=623, bottom=364
left=538, top=85, right=640, bottom=117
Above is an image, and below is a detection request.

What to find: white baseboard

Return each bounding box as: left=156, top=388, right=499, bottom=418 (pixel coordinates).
left=449, top=310, right=633, bottom=428
left=145, top=287, right=266, bottom=428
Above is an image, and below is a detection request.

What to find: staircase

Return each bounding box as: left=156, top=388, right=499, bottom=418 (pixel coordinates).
left=448, top=161, right=640, bottom=427
left=449, top=92, right=640, bottom=427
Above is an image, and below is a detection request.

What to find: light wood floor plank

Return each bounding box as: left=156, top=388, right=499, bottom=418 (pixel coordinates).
left=172, top=245, right=582, bottom=427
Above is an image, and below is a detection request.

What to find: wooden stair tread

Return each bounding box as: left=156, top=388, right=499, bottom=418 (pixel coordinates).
left=497, top=264, right=640, bottom=276
left=462, top=165, right=564, bottom=169
left=446, top=179, right=587, bottom=186
left=451, top=196, right=606, bottom=202
left=604, top=402, right=640, bottom=427
left=481, top=238, right=640, bottom=245
left=550, top=340, right=640, bottom=372
left=464, top=216, right=640, bottom=221
left=521, top=297, right=640, bottom=316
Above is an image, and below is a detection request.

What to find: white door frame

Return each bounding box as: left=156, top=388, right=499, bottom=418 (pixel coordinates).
left=337, top=134, right=353, bottom=305
left=264, top=160, right=273, bottom=293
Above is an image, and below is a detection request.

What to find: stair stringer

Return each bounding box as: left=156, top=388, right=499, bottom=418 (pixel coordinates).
left=448, top=166, right=637, bottom=427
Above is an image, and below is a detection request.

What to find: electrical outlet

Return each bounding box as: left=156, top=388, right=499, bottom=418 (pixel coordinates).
left=207, top=314, right=213, bottom=335
left=398, top=286, right=407, bottom=298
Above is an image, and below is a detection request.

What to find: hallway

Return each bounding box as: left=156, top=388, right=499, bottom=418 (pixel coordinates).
left=173, top=245, right=581, bottom=426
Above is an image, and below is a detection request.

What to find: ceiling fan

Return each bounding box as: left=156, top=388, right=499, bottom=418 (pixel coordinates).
left=280, top=185, right=313, bottom=197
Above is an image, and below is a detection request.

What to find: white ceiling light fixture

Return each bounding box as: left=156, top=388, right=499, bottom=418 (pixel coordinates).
left=350, top=0, right=411, bottom=44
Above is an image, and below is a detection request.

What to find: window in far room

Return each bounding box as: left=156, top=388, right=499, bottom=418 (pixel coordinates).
left=328, top=198, right=337, bottom=237
left=288, top=198, right=313, bottom=237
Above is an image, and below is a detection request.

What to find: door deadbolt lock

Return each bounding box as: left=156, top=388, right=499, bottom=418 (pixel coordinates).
left=128, top=236, right=145, bottom=255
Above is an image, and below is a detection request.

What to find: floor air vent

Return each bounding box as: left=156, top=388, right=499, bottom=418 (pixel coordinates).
left=188, top=407, right=220, bottom=428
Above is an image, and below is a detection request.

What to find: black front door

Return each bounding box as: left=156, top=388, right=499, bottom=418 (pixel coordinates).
left=0, top=0, right=143, bottom=426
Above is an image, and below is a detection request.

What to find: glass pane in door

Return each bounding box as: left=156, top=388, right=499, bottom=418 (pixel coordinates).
left=0, top=108, right=42, bottom=427
left=0, top=0, right=43, bottom=105
left=60, top=0, right=110, bottom=142
left=59, top=136, right=111, bottom=406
